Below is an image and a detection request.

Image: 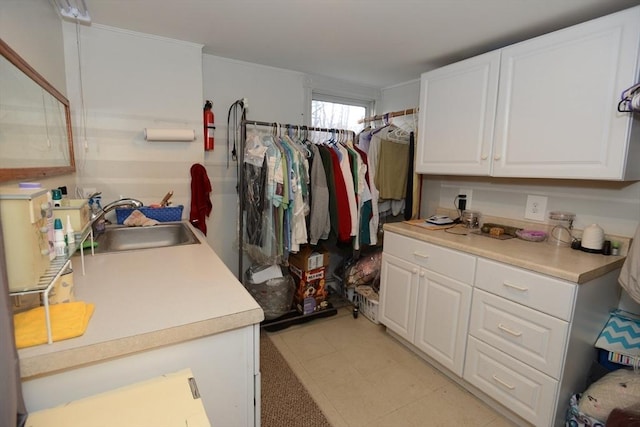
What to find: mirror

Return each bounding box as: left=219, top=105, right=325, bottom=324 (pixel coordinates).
left=0, top=38, right=75, bottom=182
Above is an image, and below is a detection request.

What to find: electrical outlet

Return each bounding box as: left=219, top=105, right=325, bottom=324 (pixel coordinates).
left=525, top=195, right=547, bottom=221
left=459, top=188, right=472, bottom=209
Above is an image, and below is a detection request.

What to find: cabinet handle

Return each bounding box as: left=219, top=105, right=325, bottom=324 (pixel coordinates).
left=412, top=268, right=418, bottom=274
left=419, top=271, right=425, bottom=277
left=498, top=323, right=523, bottom=337
left=481, top=154, right=488, bottom=160
left=492, top=375, right=515, bottom=390
left=413, top=252, right=429, bottom=259
left=502, top=281, right=528, bottom=292
left=494, top=155, right=501, bottom=161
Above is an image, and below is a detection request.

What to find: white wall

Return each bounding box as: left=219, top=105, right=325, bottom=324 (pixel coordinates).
left=380, top=80, right=640, bottom=238
left=62, top=24, right=204, bottom=219
left=0, top=0, right=67, bottom=95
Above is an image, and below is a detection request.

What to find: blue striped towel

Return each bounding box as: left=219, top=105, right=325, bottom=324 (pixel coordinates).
left=595, top=309, right=640, bottom=358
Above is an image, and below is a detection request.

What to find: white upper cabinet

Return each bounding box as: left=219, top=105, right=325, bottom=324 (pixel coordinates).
left=417, top=6, right=640, bottom=180
left=493, top=6, right=640, bottom=179
left=416, top=51, right=500, bottom=175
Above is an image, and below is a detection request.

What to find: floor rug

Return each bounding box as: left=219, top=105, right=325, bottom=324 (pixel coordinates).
left=260, top=333, right=332, bottom=427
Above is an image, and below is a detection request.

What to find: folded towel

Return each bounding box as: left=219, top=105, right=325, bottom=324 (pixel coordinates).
left=123, top=210, right=159, bottom=227
left=14, top=301, right=95, bottom=349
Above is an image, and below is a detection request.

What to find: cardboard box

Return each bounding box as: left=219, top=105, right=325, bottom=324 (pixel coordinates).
left=290, top=265, right=329, bottom=315
left=288, top=245, right=329, bottom=272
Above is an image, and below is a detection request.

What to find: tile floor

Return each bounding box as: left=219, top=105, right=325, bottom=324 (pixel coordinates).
left=267, top=307, right=518, bottom=427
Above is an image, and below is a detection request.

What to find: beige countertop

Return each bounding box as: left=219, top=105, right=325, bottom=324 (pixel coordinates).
left=384, top=222, right=625, bottom=284
left=18, top=222, right=264, bottom=379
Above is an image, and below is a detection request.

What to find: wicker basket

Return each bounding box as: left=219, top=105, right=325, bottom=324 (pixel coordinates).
left=115, top=205, right=183, bottom=224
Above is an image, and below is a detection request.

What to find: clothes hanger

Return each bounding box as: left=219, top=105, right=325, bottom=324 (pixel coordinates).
left=371, top=113, right=391, bottom=135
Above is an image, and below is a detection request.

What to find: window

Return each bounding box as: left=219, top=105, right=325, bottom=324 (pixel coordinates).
left=311, top=94, right=372, bottom=133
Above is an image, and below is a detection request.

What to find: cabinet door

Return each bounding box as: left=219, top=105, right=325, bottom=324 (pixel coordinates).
left=379, top=253, right=419, bottom=342
left=415, top=50, right=500, bottom=175
left=493, top=7, right=640, bottom=179
left=414, top=269, right=472, bottom=376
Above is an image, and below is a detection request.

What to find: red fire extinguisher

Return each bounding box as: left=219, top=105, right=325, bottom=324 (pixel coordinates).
left=203, top=100, right=215, bottom=151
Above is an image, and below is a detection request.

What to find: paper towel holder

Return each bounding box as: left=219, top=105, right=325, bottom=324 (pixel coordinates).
left=144, top=128, right=196, bottom=142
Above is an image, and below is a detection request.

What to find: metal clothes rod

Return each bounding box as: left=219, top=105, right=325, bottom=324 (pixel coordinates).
left=358, top=107, right=419, bottom=124
left=241, top=119, right=355, bottom=135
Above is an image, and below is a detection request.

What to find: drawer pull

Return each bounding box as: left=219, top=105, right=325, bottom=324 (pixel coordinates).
left=492, top=374, right=515, bottom=390
left=498, top=323, right=523, bottom=337
left=413, top=252, right=429, bottom=259
left=502, top=281, right=528, bottom=292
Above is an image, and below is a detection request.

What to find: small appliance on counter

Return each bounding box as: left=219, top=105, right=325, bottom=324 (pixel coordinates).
left=0, top=185, right=52, bottom=292
left=581, top=223, right=606, bottom=252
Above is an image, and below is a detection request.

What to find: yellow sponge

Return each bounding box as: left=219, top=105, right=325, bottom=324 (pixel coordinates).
left=14, top=301, right=95, bottom=349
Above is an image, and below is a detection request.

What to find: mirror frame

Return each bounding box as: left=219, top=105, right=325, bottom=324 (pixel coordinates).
left=0, top=38, right=75, bottom=182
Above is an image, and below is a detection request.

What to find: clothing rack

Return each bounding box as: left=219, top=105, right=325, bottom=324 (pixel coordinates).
left=358, top=107, right=418, bottom=124
left=237, top=119, right=354, bottom=280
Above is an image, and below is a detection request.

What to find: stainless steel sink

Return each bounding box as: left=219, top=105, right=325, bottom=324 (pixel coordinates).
left=93, top=222, right=200, bottom=253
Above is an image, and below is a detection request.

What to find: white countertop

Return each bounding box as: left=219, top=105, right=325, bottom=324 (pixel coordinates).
left=18, top=222, right=264, bottom=379
left=385, top=222, right=625, bottom=284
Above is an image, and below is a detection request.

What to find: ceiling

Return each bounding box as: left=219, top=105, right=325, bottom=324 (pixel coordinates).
left=83, top=0, right=640, bottom=88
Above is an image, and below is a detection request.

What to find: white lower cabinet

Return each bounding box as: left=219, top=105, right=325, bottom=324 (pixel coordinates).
left=380, top=230, right=620, bottom=426
left=414, top=269, right=472, bottom=376
left=465, top=337, right=558, bottom=427
left=379, top=253, right=418, bottom=342
left=380, top=233, right=475, bottom=377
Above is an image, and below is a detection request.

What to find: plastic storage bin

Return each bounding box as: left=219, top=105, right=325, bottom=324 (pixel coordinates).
left=115, top=205, right=183, bottom=224
left=354, top=288, right=380, bottom=324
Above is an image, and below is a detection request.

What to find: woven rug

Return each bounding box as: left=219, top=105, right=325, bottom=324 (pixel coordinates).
left=260, top=334, right=332, bottom=427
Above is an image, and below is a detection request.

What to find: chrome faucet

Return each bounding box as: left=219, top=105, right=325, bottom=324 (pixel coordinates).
left=90, top=198, right=144, bottom=231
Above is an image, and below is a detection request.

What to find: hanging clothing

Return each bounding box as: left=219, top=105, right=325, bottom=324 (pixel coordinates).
left=327, top=146, right=352, bottom=242
left=375, top=138, right=410, bottom=200
left=404, top=132, right=416, bottom=221
left=189, top=163, right=212, bottom=235
left=308, top=144, right=331, bottom=244
left=336, top=143, right=358, bottom=236
left=317, top=146, right=339, bottom=241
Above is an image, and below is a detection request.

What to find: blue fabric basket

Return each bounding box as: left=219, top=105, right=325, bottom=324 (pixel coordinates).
left=115, top=205, right=184, bottom=224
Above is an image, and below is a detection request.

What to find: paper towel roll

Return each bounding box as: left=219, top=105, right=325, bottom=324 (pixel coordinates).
left=144, top=128, right=196, bottom=142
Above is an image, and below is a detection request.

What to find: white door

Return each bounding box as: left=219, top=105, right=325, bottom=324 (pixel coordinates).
left=416, top=50, right=500, bottom=175
left=414, top=269, right=472, bottom=376
left=379, top=253, right=419, bottom=342
left=492, top=7, right=640, bottom=179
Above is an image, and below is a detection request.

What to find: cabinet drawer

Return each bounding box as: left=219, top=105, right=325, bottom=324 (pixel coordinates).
left=464, top=336, right=557, bottom=427
left=384, top=232, right=476, bottom=284
left=469, top=289, right=568, bottom=379
left=475, top=258, right=576, bottom=320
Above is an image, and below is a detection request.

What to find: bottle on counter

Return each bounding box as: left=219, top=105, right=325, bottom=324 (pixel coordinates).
left=66, top=215, right=76, bottom=255
left=51, top=188, right=62, bottom=208
left=54, top=218, right=67, bottom=258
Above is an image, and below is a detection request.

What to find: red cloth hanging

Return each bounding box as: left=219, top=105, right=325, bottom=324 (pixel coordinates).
left=189, top=163, right=212, bottom=235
